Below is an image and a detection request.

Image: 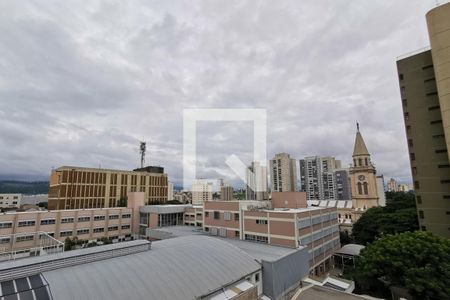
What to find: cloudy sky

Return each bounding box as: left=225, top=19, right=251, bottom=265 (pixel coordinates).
left=0, top=0, right=440, bottom=187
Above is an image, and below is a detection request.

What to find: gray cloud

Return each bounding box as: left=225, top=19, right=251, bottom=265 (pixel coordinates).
left=0, top=0, right=437, bottom=186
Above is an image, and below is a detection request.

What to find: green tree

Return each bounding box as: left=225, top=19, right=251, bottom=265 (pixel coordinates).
left=355, top=231, right=450, bottom=300
left=64, top=237, right=74, bottom=251
left=117, top=196, right=128, bottom=207
left=352, top=192, right=418, bottom=245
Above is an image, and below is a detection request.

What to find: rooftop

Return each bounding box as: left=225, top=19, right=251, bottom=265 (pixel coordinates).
left=295, top=285, right=373, bottom=300
left=55, top=165, right=167, bottom=175
left=150, top=226, right=302, bottom=262
left=39, top=236, right=260, bottom=300
left=335, top=244, right=365, bottom=257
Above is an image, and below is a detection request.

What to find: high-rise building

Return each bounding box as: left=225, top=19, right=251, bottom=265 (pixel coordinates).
left=396, top=2, right=450, bottom=238
left=270, top=153, right=297, bottom=192
left=376, top=175, right=386, bottom=207
left=191, top=180, right=213, bottom=205
left=245, top=162, right=268, bottom=201
left=168, top=182, right=174, bottom=201
left=48, top=166, right=168, bottom=210
left=387, top=178, right=399, bottom=192
left=349, top=126, right=380, bottom=218
left=220, top=185, right=234, bottom=201
left=334, top=169, right=352, bottom=200
left=300, top=156, right=342, bottom=200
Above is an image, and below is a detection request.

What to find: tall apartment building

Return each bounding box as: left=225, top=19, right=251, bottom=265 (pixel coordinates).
left=168, top=182, right=174, bottom=201
left=387, top=178, right=399, bottom=192
left=396, top=2, right=450, bottom=238
left=334, top=169, right=352, bottom=200
left=191, top=180, right=213, bottom=205
left=270, top=153, right=297, bottom=192
left=300, top=156, right=343, bottom=200
left=220, top=185, right=234, bottom=201
left=245, top=161, right=269, bottom=201
left=48, top=166, right=168, bottom=210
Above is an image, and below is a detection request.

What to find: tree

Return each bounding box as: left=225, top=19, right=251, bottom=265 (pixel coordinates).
left=117, top=196, right=128, bottom=207
left=354, top=231, right=450, bottom=300
left=352, top=192, right=418, bottom=245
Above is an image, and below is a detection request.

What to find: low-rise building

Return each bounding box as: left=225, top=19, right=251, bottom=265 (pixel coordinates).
left=0, top=206, right=133, bottom=257
left=0, top=194, right=22, bottom=209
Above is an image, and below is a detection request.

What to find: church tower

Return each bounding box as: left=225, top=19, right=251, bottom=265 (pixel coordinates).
left=349, top=124, right=379, bottom=214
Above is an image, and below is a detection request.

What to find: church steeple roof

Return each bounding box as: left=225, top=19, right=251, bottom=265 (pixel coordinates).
left=353, top=123, right=370, bottom=157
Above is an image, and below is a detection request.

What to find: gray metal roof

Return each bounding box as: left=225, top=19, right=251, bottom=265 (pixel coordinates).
left=42, top=236, right=261, bottom=300
left=150, top=226, right=302, bottom=262
left=334, top=244, right=365, bottom=256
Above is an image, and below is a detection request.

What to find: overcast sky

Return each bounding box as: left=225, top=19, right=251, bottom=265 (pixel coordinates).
left=0, top=0, right=440, bottom=186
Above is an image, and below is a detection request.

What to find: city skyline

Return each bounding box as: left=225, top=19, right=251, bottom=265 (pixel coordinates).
left=0, top=1, right=440, bottom=186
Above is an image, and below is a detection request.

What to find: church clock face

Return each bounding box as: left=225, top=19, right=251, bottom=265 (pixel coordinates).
left=358, top=175, right=365, bottom=181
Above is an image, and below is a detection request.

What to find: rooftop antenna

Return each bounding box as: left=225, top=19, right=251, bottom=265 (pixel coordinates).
left=356, top=121, right=360, bottom=132
left=140, top=141, right=146, bottom=168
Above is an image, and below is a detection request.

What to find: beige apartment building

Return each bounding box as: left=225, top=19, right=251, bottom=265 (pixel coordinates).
left=270, top=153, right=298, bottom=192
left=396, top=2, right=450, bottom=238
left=0, top=207, right=133, bottom=255
left=48, top=166, right=168, bottom=210
left=220, top=185, right=234, bottom=201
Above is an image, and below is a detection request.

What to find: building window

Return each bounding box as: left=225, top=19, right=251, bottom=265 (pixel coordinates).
left=408, top=139, right=413, bottom=147
left=122, top=224, right=131, bottom=230
left=40, top=219, right=56, bottom=225
left=61, top=217, right=74, bottom=223
left=108, top=226, right=119, bottom=232
left=363, top=182, right=368, bottom=195
left=414, top=181, right=420, bottom=189
left=213, top=211, right=220, bottom=220
left=416, top=195, right=422, bottom=204
left=16, top=235, right=34, bottom=242
left=224, top=212, right=232, bottom=221
left=59, top=231, right=72, bottom=237
left=428, top=105, right=440, bottom=111
left=401, top=86, right=406, bottom=98
left=410, top=153, right=415, bottom=161
left=93, top=228, right=104, bottom=233
left=122, top=214, right=131, bottom=219
left=0, top=237, right=11, bottom=244
left=358, top=159, right=362, bottom=166
left=78, top=216, right=90, bottom=222
left=77, top=229, right=90, bottom=235
left=0, top=222, right=13, bottom=229
left=109, top=215, right=119, bottom=220
left=412, top=167, right=417, bottom=175
left=441, top=180, right=450, bottom=184
left=256, top=219, right=268, bottom=225
left=435, top=149, right=448, bottom=154
left=235, top=231, right=239, bottom=237
left=18, top=221, right=36, bottom=227
left=357, top=182, right=363, bottom=195
left=234, top=213, right=239, bottom=221
left=244, top=234, right=268, bottom=244
left=205, top=212, right=209, bottom=218
left=94, top=215, right=106, bottom=221
left=402, top=99, right=407, bottom=107
left=430, top=120, right=442, bottom=124
left=406, top=125, right=411, bottom=135
left=404, top=112, right=409, bottom=121
left=419, top=210, right=424, bottom=219
left=255, top=273, right=260, bottom=282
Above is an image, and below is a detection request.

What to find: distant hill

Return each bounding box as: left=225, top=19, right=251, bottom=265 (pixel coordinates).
left=0, top=181, right=49, bottom=195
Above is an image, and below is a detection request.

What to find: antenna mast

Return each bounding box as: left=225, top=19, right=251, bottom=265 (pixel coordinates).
left=140, top=141, right=146, bottom=168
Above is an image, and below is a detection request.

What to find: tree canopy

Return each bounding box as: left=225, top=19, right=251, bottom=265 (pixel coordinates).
left=355, top=231, right=450, bottom=300
left=352, top=192, right=418, bottom=245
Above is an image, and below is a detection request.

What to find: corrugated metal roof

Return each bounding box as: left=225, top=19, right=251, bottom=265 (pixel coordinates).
left=42, top=236, right=261, bottom=300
